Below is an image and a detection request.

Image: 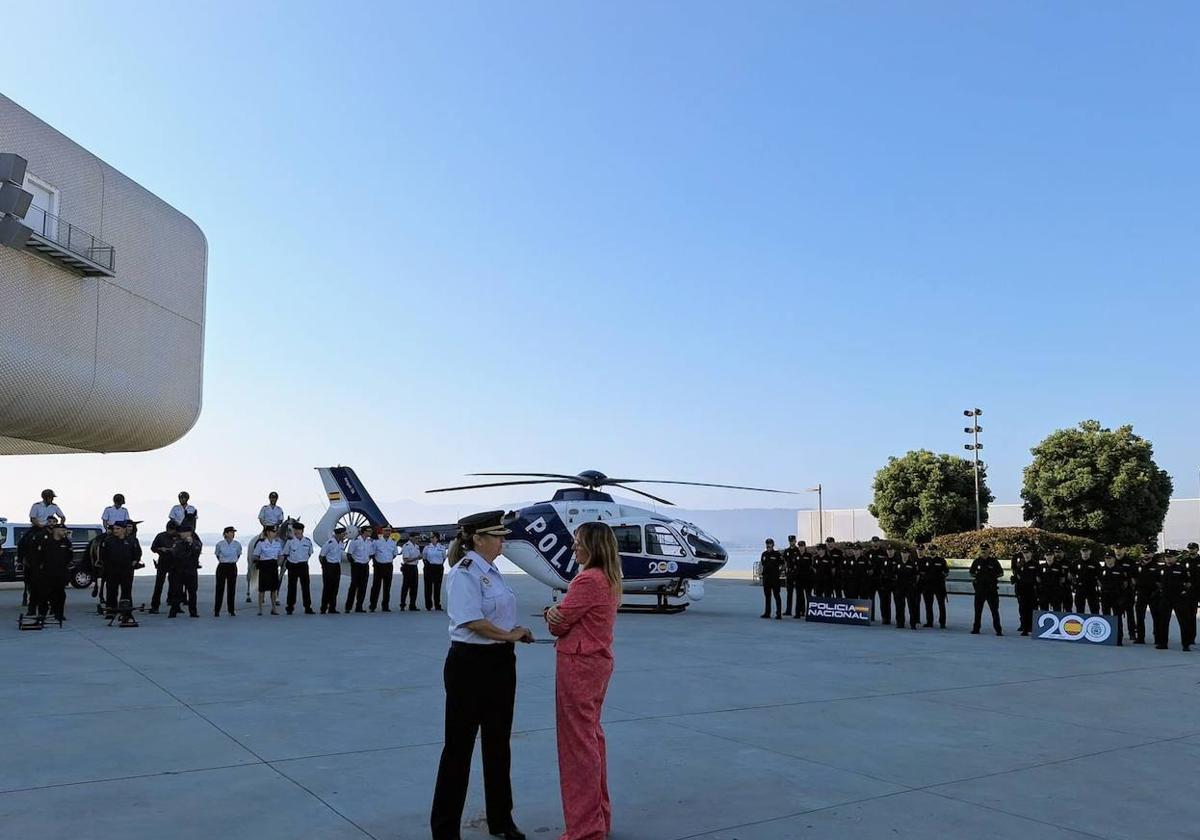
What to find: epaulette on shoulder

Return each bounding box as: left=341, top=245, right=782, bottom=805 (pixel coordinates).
left=458, top=556, right=473, bottom=570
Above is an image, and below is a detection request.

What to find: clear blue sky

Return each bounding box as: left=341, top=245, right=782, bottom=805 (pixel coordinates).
left=3, top=2, right=1198, bottom=524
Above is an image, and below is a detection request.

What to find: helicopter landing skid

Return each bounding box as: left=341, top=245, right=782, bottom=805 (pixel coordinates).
left=617, top=601, right=688, bottom=615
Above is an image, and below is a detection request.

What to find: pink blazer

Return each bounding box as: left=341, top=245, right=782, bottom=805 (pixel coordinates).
left=548, top=567, right=618, bottom=657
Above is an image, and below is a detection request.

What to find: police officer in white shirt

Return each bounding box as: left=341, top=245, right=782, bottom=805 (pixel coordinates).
left=213, top=526, right=242, bottom=616
left=169, top=491, right=198, bottom=529
left=258, top=492, right=285, bottom=534
left=399, top=532, right=423, bottom=611
left=369, top=526, right=398, bottom=612
left=319, top=526, right=347, bottom=614
left=430, top=511, right=532, bottom=840
left=423, top=531, right=448, bottom=611
left=251, top=526, right=284, bottom=615
left=283, top=521, right=316, bottom=615
left=101, top=494, right=131, bottom=530
left=344, top=525, right=374, bottom=613
left=30, top=489, right=65, bottom=527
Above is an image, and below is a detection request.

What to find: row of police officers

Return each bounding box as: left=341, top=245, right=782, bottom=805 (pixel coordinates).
left=760, top=537, right=1200, bottom=649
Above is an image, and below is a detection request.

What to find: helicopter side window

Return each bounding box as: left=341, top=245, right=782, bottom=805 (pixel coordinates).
left=612, top=526, right=642, bottom=554
left=645, top=524, right=686, bottom=558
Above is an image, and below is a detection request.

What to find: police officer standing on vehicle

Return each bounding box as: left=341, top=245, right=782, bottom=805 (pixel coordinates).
left=918, top=543, right=949, bottom=629
left=369, top=526, right=397, bottom=612
left=213, top=526, right=241, bottom=617
left=100, top=521, right=141, bottom=621
left=319, top=525, right=347, bottom=614
left=1098, top=553, right=1130, bottom=646
left=101, top=494, right=131, bottom=530
left=30, top=489, right=65, bottom=527
left=759, top=538, right=783, bottom=619
left=430, top=511, right=533, bottom=840
left=169, top=521, right=202, bottom=618
left=423, top=531, right=448, bottom=611
left=345, top=525, right=373, bottom=613
left=148, top=521, right=178, bottom=614
left=969, top=544, right=1003, bottom=636
left=781, top=535, right=801, bottom=616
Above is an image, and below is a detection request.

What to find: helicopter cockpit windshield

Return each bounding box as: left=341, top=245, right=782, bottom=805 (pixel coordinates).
left=678, top=522, right=725, bottom=561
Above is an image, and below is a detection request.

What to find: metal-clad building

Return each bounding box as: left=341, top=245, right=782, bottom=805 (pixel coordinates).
left=0, top=94, right=207, bottom=454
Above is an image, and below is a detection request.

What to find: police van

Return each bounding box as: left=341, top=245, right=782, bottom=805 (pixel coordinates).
left=0, top=517, right=105, bottom=589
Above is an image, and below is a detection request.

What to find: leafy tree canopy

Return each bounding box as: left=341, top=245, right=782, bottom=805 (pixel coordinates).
left=1021, top=420, right=1173, bottom=547
left=868, top=449, right=993, bottom=542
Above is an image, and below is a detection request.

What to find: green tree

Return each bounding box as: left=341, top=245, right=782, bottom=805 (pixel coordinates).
left=868, top=450, right=993, bottom=542
left=1021, top=420, right=1173, bottom=547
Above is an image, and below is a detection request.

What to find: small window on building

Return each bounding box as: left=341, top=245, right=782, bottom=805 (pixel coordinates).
left=613, top=525, right=642, bottom=554
left=645, top=524, right=686, bottom=557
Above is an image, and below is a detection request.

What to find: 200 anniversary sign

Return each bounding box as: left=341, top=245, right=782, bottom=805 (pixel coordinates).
left=1034, top=611, right=1118, bottom=646
left=805, top=598, right=873, bottom=626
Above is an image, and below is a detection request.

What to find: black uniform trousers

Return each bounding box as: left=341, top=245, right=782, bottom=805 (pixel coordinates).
left=24, top=566, right=44, bottom=617
left=425, top=563, right=444, bottom=609
left=169, top=566, right=199, bottom=616
left=1154, top=597, right=1195, bottom=649
left=41, top=574, right=67, bottom=620
left=783, top=577, right=796, bottom=615
left=214, top=563, right=238, bottom=615
left=104, top=570, right=134, bottom=614
left=150, top=562, right=171, bottom=610
left=1134, top=592, right=1156, bottom=643
left=345, top=562, right=369, bottom=611
left=1014, top=581, right=1037, bottom=633
left=894, top=589, right=918, bottom=628
left=795, top=577, right=812, bottom=617
left=320, top=561, right=341, bottom=613
left=1074, top=588, right=1100, bottom=614
left=1100, top=594, right=1125, bottom=645
left=876, top=588, right=893, bottom=625
left=1039, top=590, right=1070, bottom=613
left=370, top=561, right=394, bottom=610
left=286, top=563, right=313, bottom=613
left=400, top=563, right=420, bottom=609
left=922, top=584, right=947, bottom=628
left=761, top=579, right=781, bottom=617
left=431, top=642, right=517, bottom=839
left=973, top=589, right=1002, bottom=634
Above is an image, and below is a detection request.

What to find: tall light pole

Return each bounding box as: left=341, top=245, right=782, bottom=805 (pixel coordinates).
left=807, top=485, right=823, bottom=542
left=963, top=408, right=983, bottom=530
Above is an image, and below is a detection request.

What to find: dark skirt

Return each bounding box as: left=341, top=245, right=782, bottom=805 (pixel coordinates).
left=256, top=559, right=280, bottom=592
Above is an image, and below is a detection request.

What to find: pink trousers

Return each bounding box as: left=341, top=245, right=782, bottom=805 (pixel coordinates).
left=556, top=651, right=614, bottom=840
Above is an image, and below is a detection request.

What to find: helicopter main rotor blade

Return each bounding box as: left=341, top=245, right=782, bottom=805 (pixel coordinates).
left=467, top=472, right=587, bottom=483
left=606, top=479, right=797, bottom=494
left=426, top=479, right=572, bottom=494
left=608, top=483, right=676, bottom=506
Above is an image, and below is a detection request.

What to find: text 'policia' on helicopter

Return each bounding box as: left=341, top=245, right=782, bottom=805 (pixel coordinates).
left=312, top=466, right=795, bottom=613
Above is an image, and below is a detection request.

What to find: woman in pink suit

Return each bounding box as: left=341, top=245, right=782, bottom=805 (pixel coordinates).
left=545, top=521, right=622, bottom=840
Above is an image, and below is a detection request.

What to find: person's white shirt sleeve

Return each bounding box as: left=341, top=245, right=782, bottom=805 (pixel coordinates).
left=446, top=566, right=485, bottom=627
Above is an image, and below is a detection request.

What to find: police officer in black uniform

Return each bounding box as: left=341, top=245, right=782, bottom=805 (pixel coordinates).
left=18, top=521, right=50, bottom=615
left=1155, top=553, right=1193, bottom=651
left=1183, top=543, right=1200, bottom=641
left=1098, top=553, right=1130, bottom=646
left=1011, top=552, right=1038, bottom=636
left=1071, top=548, right=1102, bottom=614
left=969, top=544, right=1003, bottom=636
left=1037, top=552, right=1069, bottom=612
left=793, top=540, right=812, bottom=618
left=99, top=521, right=141, bottom=621
left=148, top=521, right=178, bottom=614
left=759, top=539, right=783, bottom=619
left=1133, top=552, right=1161, bottom=644
left=874, top=548, right=896, bottom=625
left=812, top=545, right=834, bottom=600
left=781, top=536, right=802, bottom=617
left=1116, top=551, right=1139, bottom=634
left=893, top=548, right=920, bottom=630
left=38, top=522, right=73, bottom=623
left=918, top=543, right=949, bottom=629
left=846, top=547, right=872, bottom=603
left=169, top=522, right=202, bottom=618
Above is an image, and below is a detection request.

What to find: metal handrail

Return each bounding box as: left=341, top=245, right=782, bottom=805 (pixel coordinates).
left=22, top=205, right=115, bottom=272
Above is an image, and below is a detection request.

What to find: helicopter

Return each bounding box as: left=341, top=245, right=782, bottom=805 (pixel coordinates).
left=312, top=466, right=794, bottom=613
